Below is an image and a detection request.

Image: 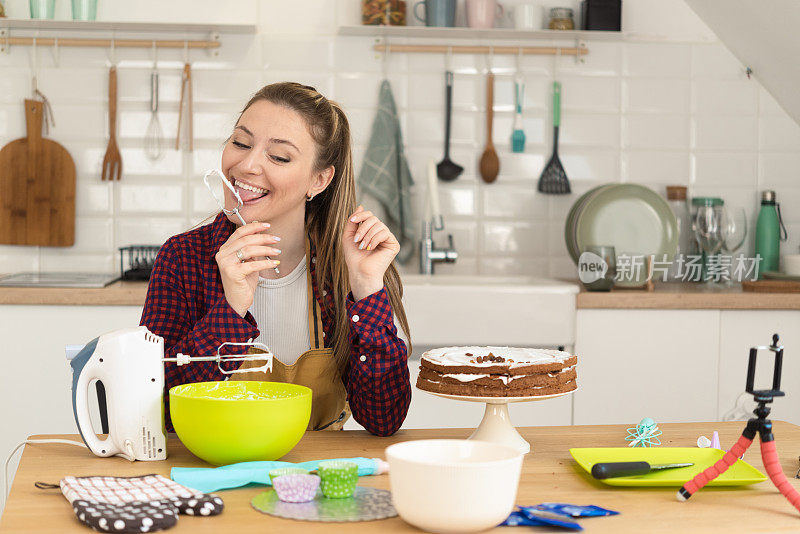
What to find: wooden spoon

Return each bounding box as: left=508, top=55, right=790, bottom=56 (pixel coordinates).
left=479, top=71, right=499, bottom=183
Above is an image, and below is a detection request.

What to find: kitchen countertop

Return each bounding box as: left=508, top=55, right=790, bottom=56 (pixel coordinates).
left=0, top=280, right=148, bottom=305
left=576, top=281, right=800, bottom=310
left=3, top=422, right=800, bottom=532
left=1, top=279, right=800, bottom=310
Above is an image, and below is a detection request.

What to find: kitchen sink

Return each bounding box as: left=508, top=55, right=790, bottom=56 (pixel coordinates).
left=400, top=275, right=579, bottom=349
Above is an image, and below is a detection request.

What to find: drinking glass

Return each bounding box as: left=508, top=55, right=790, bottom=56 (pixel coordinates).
left=694, top=205, right=728, bottom=284
left=722, top=207, right=747, bottom=284
left=29, top=0, right=55, bottom=19
left=579, top=245, right=616, bottom=291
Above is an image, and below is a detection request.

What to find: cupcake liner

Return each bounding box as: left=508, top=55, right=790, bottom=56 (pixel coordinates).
left=272, top=474, right=321, bottom=503
left=317, top=460, right=358, bottom=499
left=268, top=467, right=309, bottom=485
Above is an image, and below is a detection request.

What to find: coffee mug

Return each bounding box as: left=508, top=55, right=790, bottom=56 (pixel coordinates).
left=465, top=0, right=504, bottom=29
left=578, top=245, right=616, bottom=291
left=513, top=3, right=543, bottom=30
left=414, top=0, right=457, bottom=27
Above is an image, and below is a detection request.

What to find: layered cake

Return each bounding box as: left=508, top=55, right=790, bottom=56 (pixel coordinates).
left=416, top=346, right=577, bottom=397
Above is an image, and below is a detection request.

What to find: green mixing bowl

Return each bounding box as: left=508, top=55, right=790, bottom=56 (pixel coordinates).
left=169, top=381, right=312, bottom=466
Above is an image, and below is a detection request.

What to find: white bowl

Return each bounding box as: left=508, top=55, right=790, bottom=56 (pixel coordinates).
left=783, top=254, right=800, bottom=276
left=385, top=439, right=524, bottom=533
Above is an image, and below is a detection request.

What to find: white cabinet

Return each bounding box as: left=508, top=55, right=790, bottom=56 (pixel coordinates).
left=574, top=308, right=800, bottom=428
left=718, top=311, right=800, bottom=426
left=574, top=309, right=720, bottom=425
left=0, top=305, right=143, bottom=514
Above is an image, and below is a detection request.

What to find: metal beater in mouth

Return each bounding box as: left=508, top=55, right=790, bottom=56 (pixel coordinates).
left=203, top=169, right=279, bottom=274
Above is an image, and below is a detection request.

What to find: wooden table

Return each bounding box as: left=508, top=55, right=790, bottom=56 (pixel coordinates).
left=3, top=422, right=800, bottom=532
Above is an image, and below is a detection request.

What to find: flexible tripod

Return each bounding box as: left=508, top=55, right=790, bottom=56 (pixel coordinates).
left=677, top=334, right=800, bottom=512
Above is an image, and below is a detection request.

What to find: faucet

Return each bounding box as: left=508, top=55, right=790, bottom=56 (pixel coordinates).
left=420, top=215, right=458, bottom=274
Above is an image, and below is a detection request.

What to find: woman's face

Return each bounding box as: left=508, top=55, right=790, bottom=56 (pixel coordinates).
left=220, top=99, right=332, bottom=226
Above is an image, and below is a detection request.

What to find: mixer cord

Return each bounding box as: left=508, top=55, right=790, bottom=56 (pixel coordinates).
left=3, top=439, right=136, bottom=502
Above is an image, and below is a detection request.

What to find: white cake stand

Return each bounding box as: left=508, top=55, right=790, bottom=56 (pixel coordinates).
left=421, top=388, right=578, bottom=454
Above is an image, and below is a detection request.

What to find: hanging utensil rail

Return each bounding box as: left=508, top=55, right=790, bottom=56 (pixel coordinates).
left=373, top=42, right=587, bottom=57
left=0, top=35, right=219, bottom=51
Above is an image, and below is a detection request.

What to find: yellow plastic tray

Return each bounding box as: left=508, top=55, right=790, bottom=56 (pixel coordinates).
left=569, top=447, right=767, bottom=487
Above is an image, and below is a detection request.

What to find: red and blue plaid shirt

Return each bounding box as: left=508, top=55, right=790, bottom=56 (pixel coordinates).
left=140, top=212, right=410, bottom=436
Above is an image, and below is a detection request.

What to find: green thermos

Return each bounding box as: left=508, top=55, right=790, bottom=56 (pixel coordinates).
left=754, top=190, right=787, bottom=278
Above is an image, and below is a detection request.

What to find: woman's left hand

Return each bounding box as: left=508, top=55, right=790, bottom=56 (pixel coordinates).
left=342, top=205, right=400, bottom=301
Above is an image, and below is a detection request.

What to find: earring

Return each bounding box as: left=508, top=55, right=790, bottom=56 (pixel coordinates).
left=306, top=194, right=313, bottom=202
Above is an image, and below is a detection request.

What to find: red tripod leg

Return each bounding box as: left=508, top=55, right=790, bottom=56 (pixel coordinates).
left=677, top=433, right=753, bottom=501
left=761, top=440, right=800, bottom=512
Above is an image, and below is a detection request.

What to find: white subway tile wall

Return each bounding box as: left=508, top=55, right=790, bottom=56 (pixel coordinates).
left=1, top=1, right=800, bottom=278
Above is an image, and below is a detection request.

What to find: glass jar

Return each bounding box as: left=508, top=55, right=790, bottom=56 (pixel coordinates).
left=362, top=0, right=407, bottom=26
left=666, top=186, right=692, bottom=281
left=548, top=7, right=574, bottom=30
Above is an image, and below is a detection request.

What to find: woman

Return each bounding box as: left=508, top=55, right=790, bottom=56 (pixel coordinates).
left=140, top=82, right=411, bottom=437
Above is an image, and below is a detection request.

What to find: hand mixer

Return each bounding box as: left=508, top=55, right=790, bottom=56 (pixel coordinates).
left=67, top=326, right=273, bottom=461
left=203, top=169, right=279, bottom=274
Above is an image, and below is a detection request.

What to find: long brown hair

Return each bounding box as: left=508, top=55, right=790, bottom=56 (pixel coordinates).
left=236, top=82, right=411, bottom=375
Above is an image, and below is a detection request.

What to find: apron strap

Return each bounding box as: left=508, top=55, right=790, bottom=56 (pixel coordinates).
left=305, top=237, right=325, bottom=350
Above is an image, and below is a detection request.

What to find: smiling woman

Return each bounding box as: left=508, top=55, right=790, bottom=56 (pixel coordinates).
left=140, top=82, right=412, bottom=437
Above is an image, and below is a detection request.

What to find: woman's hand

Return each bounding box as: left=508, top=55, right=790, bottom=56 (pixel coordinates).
left=216, top=222, right=282, bottom=317
left=342, top=206, right=400, bottom=301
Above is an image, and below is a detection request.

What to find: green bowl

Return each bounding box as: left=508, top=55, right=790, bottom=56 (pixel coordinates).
left=169, top=381, right=312, bottom=466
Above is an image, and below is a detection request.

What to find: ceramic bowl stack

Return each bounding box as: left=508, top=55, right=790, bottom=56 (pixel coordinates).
left=565, top=184, right=678, bottom=287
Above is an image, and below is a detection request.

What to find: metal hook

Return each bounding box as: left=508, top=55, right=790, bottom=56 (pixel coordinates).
left=31, top=36, right=38, bottom=94
left=52, top=37, right=60, bottom=68
left=109, top=36, right=116, bottom=66
left=151, top=40, right=158, bottom=68
left=445, top=45, right=453, bottom=72
left=183, top=40, right=189, bottom=63
left=553, top=45, right=561, bottom=79
left=488, top=45, right=494, bottom=73
left=381, top=38, right=390, bottom=80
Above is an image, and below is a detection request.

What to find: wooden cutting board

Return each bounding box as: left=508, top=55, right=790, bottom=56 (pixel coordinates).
left=742, top=279, right=800, bottom=293
left=0, top=99, right=76, bottom=246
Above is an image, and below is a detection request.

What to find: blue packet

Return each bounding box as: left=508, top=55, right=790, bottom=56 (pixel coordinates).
left=524, top=503, right=620, bottom=518
left=502, top=510, right=583, bottom=530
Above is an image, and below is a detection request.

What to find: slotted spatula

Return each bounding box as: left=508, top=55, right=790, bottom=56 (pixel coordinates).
left=537, top=81, right=570, bottom=194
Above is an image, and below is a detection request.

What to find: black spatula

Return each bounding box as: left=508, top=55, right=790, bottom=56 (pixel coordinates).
left=537, top=81, right=570, bottom=194
left=437, top=71, right=463, bottom=181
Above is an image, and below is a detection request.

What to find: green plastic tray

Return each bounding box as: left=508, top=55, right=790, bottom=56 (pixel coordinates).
left=570, top=447, right=767, bottom=487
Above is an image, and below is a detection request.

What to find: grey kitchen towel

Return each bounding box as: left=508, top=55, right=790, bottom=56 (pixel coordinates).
left=357, top=79, right=415, bottom=264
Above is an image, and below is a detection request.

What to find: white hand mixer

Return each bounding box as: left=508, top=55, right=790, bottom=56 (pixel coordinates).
left=67, top=326, right=273, bottom=461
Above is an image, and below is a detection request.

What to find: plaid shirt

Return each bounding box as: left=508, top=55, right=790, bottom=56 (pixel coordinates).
left=140, top=212, right=410, bottom=436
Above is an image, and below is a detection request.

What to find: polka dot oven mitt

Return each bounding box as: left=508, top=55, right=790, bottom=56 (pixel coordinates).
left=59, top=474, right=223, bottom=532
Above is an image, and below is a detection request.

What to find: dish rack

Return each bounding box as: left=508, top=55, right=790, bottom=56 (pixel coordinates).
left=119, top=245, right=161, bottom=281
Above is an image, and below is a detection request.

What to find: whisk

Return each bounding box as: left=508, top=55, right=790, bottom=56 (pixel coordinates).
left=145, top=51, right=163, bottom=161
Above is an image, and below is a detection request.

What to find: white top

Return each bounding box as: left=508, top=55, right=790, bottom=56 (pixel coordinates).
left=248, top=256, right=310, bottom=366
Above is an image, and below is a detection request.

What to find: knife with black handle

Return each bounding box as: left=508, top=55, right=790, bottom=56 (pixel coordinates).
left=591, top=461, right=694, bottom=479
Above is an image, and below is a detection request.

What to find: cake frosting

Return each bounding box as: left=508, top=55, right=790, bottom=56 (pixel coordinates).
left=422, top=346, right=574, bottom=368
left=416, top=346, right=577, bottom=398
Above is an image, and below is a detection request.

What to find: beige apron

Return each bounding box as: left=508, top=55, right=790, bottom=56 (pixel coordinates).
left=236, top=244, right=350, bottom=431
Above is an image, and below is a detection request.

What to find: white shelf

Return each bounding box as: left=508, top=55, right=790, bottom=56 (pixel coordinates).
left=338, top=25, right=622, bottom=42
left=0, top=18, right=256, bottom=34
